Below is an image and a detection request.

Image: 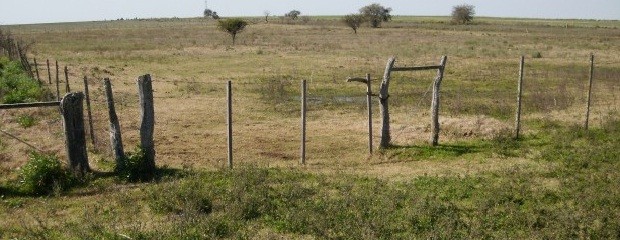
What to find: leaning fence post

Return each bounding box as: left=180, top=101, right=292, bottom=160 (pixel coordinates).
left=227, top=80, right=233, bottom=169
left=515, top=56, right=525, bottom=139
left=138, top=74, right=156, bottom=173
left=301, top=79, right=307, bottom=165
left=64, top=66, right=70, bottom=93
left=379, top=57, right=396, bottom=148
left=60, top=92, right=90, bottom=175
left=585, top=54, right=594, bottom=130
left=46, top=59, right=52, bottom=84
left=55, top=60, right=60, bottom=101
left=366, top=73, right=373, bottom=154
left=33, top=58, right=42, bottom=85
left=430, top=56, right=448, bottom=146
left=104, top=78, right=125, bottom=169
left=83, top=76, right=96, bottom=149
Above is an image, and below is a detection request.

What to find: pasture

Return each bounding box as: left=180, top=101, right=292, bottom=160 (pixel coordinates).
left=0, top=16, right=619, bottom=238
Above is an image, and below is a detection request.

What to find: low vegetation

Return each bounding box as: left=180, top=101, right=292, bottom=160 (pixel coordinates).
left=0, top=57, right=45, bottom=103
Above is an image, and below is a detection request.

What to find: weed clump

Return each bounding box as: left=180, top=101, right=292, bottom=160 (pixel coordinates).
left=116, top=146, right=154, bottom=182
left=0, top=57, right=45, bottom=103
left=19, top=152, right=75, bottom=196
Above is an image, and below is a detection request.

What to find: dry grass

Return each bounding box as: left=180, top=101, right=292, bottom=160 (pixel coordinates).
left=1, top=16, right=619, bottom=177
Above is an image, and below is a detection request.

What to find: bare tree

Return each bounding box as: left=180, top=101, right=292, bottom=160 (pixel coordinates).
left=451, top=4, right=475, bottom=24
left=264, top=11, right=270, bottom=23
left=359, top=3, right=392, bottom=28
left=342, top=14, right=365, bottom=34
left=217, top=18, right=248, bottom=45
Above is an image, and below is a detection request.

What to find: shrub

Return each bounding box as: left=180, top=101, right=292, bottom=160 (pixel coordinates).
left=17, top=114, right=37, bottom=128
left=342, top=14, right=365, bottom=34
left=451, top=4, right=476, bottom=24
left=359, top=3, right=392, bottom=28
left=0, top=57, right=44, bottom=103
left=117, top=146, right=154, bottom=182
left=19, top=152, right=75, bottom=195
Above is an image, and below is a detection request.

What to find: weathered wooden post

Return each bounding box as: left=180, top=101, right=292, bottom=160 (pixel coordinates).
left=104, top=78, right=125, bottom=170
left=138, top=74, right=156, bottom=173
left=379, top=57, right=396, bottom=148
left=64, top=66, right=70, bottom=93
left=347, top=74, right=374, bottom=154
left=301, top=79, right=307, bottom=165
left=227, top=80, right=233, bottom=169
left=430, top=56, right=448, bottom=146
left=515, top=56, right=525, bottom=139
left=585, top=54, right=594, bottom=130
left=55, top=60, right=60, bottom=101
left=46, top=59, right=52, bottom=84
left=84, top=76, right=96, bottom=149
left=60, top=92, right=90, bottom=175
left=33, top=58, right=41, bottom=85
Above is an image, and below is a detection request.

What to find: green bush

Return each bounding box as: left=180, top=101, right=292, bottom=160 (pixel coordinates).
left=19, top=152, right=75, bottom=195
left=17, top=114, right=37, bottom=128
left=117, top=146, right=154, bottom=182
left=0, top=57, right=44, bottom=104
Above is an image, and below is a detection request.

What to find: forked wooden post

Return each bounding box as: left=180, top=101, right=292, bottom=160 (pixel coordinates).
left=64, top=66, right=70, bottom=93
left=104, top=78, right=125, bottom=170
left=515, top=56, right=525, bottom=139
left=83, top=76, right=96, bottom=148
left=585, top=54, right=594, bottom=130
left=227, top=80, right=233, bottom=169
left=301, top=79, right=307, bottom=165
left=430, top=56, right=448, bottom=146
left=60, top=92, right=90, bottom=175
left=379, top=57, right=396, bottom=148
left=138, top=74, right=156, bottom=173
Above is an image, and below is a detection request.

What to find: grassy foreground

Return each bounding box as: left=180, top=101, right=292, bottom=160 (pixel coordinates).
left=1, top=117, right=619, bottom=238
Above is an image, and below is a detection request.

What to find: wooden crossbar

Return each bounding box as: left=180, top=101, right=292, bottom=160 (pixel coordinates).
left=392, top=65, right=442, bottom=71
left=0, top=101, right=60, bottom=110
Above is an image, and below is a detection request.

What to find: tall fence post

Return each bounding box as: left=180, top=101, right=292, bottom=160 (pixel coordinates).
left=227, top=80, right=233, bottom=169
left=366, top=74, right=373, bottom=154
left=515, top=56, right=525, bottom=139
left=60, top=92, right=90, bottom=175
left=379, top=57, right=396, bottom=148
left=33, top=58, right=41, bottom=85
left=83, top=76, right=96, bottom=149
left=430, top=56, right=448, bottom=146
left=301, top=79, right=307, bottom=165
left=138, top=74, right=156, bottom=174
left=585, top=54, right=594, bottom=130
left=46, top=59, right=52, bottom=84
left=104, top=78, right=125, bottom=170
left=55, top=60, right=60, bottom=101
left=64, top=66, right=70, bottom=93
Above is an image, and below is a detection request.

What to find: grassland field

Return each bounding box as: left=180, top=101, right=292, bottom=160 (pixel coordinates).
left=0, top=16, right=619, bottom=238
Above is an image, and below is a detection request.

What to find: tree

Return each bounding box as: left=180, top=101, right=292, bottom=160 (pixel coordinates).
left=342, top=14, right=365, bottom=34
left=264, top=11, right=270, bottom=23
left=217, top=18, right=248, bottom=45
left=451, top=4, right=475, bottom=24
left=285, top=10, right=301, bottom=20
left=359, top=3, right=392, bottom=28
left=203, top=8, right=219, bottom=19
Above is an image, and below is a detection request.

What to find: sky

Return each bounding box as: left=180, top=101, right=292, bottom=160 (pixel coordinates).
left=1, top=0, right=619, bottom=25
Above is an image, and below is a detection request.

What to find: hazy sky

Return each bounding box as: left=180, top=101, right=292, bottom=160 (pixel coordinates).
left=2, top=0, right=619, bottom=25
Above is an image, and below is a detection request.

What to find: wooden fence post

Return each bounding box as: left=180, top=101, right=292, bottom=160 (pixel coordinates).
left=515, top=56, right=525, bottom=139
left=55, top=60, right=60, bottom=101
left=33, top=58, right=41, bottom=85
left=104, top=78, right=125, bottom=169
left=60, top=92, right=90, bottom=175
left=83, top=76, right=96, bottom=149
left=46, top=59, right=52, bottom=84
left=138, top=74, right=156, bottom=173
left=366, top=73, right=373, bottom=154
left=301, top=79, right=307, bottom=165
left=379, top=57, right=396, bottom=148
left=585, top=54, right=594, bottom=130
left=227, top=80, right=233, bottom=169
left=430, top=56, right=448, bottom=146
left=64, top=66, right=70, bottom=93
